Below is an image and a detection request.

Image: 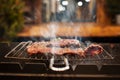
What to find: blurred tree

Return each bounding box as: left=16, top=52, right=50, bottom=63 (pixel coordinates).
left=0, top=0, right=24, bottom=42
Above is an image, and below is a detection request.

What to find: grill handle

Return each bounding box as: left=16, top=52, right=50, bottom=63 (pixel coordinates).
left=49, top=57, right=70, bottom=71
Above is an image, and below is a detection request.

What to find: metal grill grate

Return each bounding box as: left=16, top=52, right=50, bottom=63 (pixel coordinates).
left=5, top=41, right=114, bottom=61
left=4, top=41, right=115, bottom=71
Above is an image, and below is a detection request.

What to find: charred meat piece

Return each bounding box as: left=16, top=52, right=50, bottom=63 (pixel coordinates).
left=27, top=46, right=84, bottom=56
left=62, top=48, right=85, bottom=56
left=28, top=39, right=81, bottom=48
left=27, top=39, right=81, bottom=55
left=27, top=42, right=50, bottom=55
left=47, top=39, right=81, bottom=48
left=84, top=44, right=103, bottom=56
left=26, top=42, right=39, bottom=55
left=27, top=41, right=103, bottom=57
left=26, top=41, right=84, bottom=56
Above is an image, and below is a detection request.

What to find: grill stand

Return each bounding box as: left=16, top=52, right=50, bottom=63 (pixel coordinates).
left=4, top=41, right=114, bottom=71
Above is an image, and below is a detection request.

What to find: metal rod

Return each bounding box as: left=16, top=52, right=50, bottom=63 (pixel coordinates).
left=5, top=42, right=24, bottom=58
left=102, top=48, right=114, bottom=59
left=12, top=41, right=32, bottom=57
left=17, top=41, right=32, bottom=57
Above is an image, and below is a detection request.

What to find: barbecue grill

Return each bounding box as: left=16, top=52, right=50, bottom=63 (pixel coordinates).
left=4, top=41, right=113, bottom=71
left=0, top=41, right=120, bottom=80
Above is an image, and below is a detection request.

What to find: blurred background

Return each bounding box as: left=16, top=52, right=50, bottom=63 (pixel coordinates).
left=0, top=0, right=120, bottom=42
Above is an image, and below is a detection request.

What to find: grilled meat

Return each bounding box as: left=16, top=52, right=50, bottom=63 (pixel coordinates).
left=27, top=42, right=50, bottom=55
left=27, top=39, right=103, bottom=57
left=84, top=44, right=103, bottom=56
left=26, top=39, right=84, bottom=56
left=27, top=45, right=84, bottom=56
left=48, top=39, right=81, bottom=48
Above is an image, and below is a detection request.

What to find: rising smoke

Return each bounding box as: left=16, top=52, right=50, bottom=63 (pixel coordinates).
left=30, top=0, right=96, bottom=41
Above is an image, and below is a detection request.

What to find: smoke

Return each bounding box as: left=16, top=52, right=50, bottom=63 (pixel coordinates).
left=29, top=0, right=96, bottom=42
left=47, top=23, right=59, bottom=55
left=40, top=23, right=58, bottom=39
left=40, top=22, right=59, bottom=55
left=48, top=23, right=58, bottom=38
